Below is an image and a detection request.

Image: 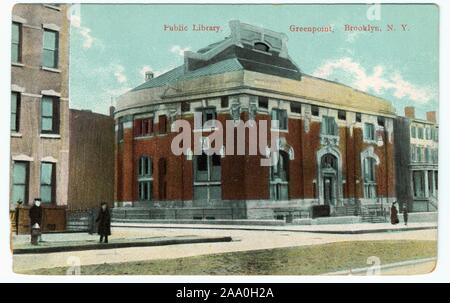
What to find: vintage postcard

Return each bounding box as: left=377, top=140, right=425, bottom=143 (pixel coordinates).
left=8, top=2, right=438, bottom=276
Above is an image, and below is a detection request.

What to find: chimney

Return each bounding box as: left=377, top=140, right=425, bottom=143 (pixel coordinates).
left=145, top=71, right=154, bottom=82
left=404, top=106, right=415, bottom=119
left=426, top=111, right=437, bottom=123
left=109, top=105, right=115, bottom=118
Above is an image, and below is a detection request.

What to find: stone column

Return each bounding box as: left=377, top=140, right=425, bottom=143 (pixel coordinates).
left=424, top=170, right=429, bottom=198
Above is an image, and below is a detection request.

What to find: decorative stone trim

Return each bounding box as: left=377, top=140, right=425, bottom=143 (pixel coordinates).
left=41, top=156, right=58, bottom=163
left=12, top=154, right=33, bottom=161
left=320, top=134, right=339, bottom=147
left=42, top=23, right=61, bottom=31
left=12, top=15, right=27, bottom=24
left=11, top=84, right=25, bottom=93
left=41, top=89, right=61, bottom=97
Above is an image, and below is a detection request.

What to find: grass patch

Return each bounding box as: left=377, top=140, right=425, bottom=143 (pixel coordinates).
left=21, top=240, right=436, bottom=275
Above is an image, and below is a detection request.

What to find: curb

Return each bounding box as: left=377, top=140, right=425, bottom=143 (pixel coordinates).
left=111, top=222, right=437, bottom=234
left=13, top=236, right=233, bottom=255
left=323, top=257, right=437, bottom=275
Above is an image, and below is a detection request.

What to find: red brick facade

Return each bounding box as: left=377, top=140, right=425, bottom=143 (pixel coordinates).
left=115, top=107, right=396, bottom=208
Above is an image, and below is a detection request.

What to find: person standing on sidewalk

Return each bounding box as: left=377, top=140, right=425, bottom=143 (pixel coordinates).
left=403, top=204, right=409, bottom=226
left=29, top=198, right=43, bottom=244
left=96, top=202, right=111, bottom=243
left=390, top=201, right=399, bottom=225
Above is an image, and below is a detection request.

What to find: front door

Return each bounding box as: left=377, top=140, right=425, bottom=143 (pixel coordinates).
left=323, top=176, right=334, bottom=205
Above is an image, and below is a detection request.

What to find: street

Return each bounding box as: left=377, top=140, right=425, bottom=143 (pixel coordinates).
left=13, top=226, right=437, bottom=274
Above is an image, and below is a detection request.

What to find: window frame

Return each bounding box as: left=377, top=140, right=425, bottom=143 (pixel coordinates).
left=12, top=22, right=22, bottom=63
left=11, top=92, right=21, bottom=132
left=321, top=116, right=338, bottom=136
left=363, top=157, right=377, bottom=199
left=364, top=122, right=376, bottom=141
left=258, top=96, right=268, bottom=109
left=42, top=28, right=59, bottom=68
left=40, top=162, right=56, bottom=204
left=270, top=151, right=289, bottom=201
left=290, top=102, right=302, bottom=114
left=137, top=156, right=153, bottom=201
left=40, top=95, right=60, bottom=134
left=271, top=108, right=288, bottom=131
left=12, top=161, right=29, bottom=205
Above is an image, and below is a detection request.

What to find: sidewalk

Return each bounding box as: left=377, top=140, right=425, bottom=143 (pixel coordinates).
left=12, top=233, right=232, bottom=254
left=112, top=221, right=437, bottom=234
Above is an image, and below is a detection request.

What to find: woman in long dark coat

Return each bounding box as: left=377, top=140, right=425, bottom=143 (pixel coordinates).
left=96, top=202, right=111, bottom=243
left=390, top=202, right=399, bottom=225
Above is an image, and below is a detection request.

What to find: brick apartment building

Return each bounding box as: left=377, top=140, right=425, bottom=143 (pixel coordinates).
left=10, top=4, right=115, bottom=233
left=10, top=4, right=70, bottom=232
left=114, top=20, right=398, bottom=219
left=394, top=107, right=438, bottom=212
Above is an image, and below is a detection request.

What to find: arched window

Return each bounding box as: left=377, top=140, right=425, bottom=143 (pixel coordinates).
left=363, top=157, right=377, bottom=199
left=138, top=156, right=152, bottom=201
left=270, top=151, right=289, bottom=200
left=254, top=42, right=270, bottom=52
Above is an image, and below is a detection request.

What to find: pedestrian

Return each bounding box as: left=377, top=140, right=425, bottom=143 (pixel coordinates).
left=390, top=201, right=399, bottom=225
left=95, top=202, right=111, bottom=243
left=403, top=204, right=408, bottom=226
left=29, top=198, right=43, bottom=244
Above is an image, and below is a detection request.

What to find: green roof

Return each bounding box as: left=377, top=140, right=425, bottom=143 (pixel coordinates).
left=131, top=58, right=243, bottom=92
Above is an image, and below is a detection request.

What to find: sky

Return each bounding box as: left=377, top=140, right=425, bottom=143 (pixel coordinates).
left=69, top=4, right=439, bottom=119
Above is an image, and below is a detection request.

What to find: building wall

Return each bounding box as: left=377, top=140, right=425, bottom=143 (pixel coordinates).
left=10, top=4, right=70, bottom=210
left=68, top=110, right=115, bottom=210
left=115, top=95, right=397, bottom=211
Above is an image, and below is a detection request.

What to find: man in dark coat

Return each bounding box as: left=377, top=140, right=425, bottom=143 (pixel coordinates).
left=390, top=201, right=399, bottom=225
left=403, top=204, right=409, bottom=226
left=96, top=202, right=111, bottom=243
left=29, top=198, right=43, bottom=243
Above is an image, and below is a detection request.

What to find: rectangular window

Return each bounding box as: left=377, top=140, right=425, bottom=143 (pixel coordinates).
left=418, top=127, right=424, bottom=139
left=43, top=29, right=59, bottom=68
left=221, top=96, right=229, bottom=108
left=11, top=92, right=21, bottom=132
left=321, top=116, right=337, bottom=136
left=194, top=153, right=222, bottom=202
left=377, top=116, right=385, bottom=127
left=290, top=102, right=302, bottom=114
left=181, top=102, right=190, bottom=112
left=40, top=162, right=56, bottom=203
left=311, top=105, right=319, bottom=116
left=138, top=157, right=152, bottom=201
left=41, top=96, right=60, bottom=134
left=363, top=157, right=377, bottom=199
left=258, top=96, right=268, bottom=109
left=411, top=145, right=416, bottom=162
left=117, top=118, right=124, bottom=142
left=355, top=112, right=362, bottom=122
left=159, top=115, right=167, bottom=134
left=338, top=110, right=346, bottom=121
left=271, top=108, right=288, bottom=130
left=425, top=148, right=431, bottom=163
left=12, top=22, right=21, bottom=63
left=411, top=126, right=416, bottom=138
left=197, top=107, right=217, bottom=130
left=413, top=171, right=425, bottom=198
left=364, top=123, right=375, bottom=141
left=134, top=117, right=153, bottom=137
left=12, top=161, right=29, bottom=205
left=417, top=147, right=423, bottom=162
